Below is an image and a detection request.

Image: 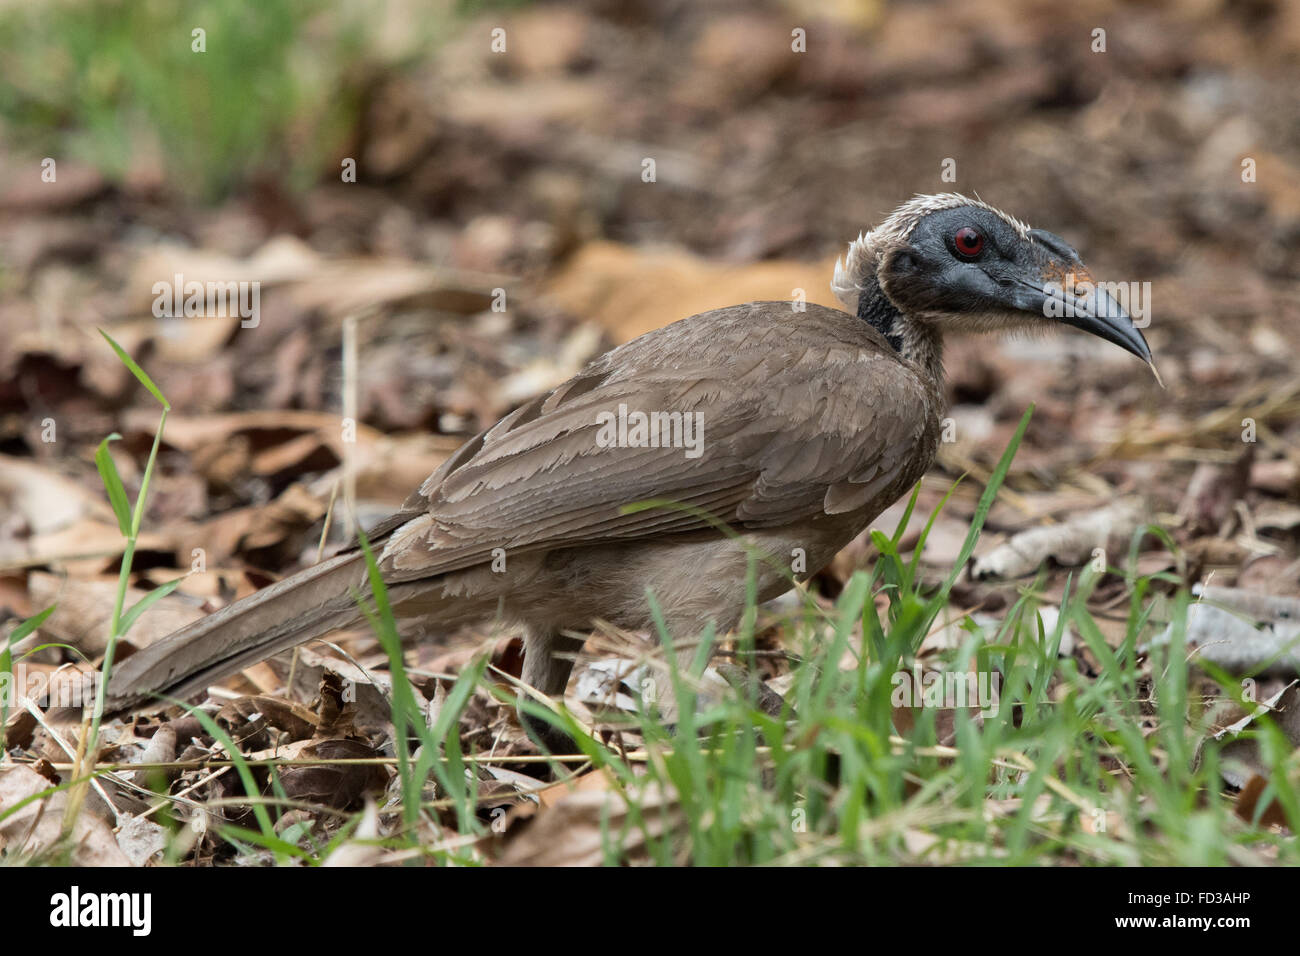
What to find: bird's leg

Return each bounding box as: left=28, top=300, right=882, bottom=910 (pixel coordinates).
left=519, top=628, right=586, bottom=754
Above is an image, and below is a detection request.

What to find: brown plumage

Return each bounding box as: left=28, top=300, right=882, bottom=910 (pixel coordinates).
left=106, top=194, right=1152, bottom=746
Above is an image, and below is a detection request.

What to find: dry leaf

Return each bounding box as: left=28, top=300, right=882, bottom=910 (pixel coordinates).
left=27, top=571, right=204, bottom=656
left=972, top=498, right=1148, bottom=580
left=495, top=779, right=680, bottom=866
left=0, top=765, right=131, bottom=866
left=279, top=738, right=389, bottom=810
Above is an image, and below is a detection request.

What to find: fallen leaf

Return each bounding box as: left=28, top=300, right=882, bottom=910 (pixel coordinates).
left=495, top=780, right=680, bottom=866
left=0, top=765, right=131, bottom=866
left=972, top=498, right=1148, bottom=580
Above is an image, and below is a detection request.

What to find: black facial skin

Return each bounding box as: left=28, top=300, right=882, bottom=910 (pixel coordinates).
left=881, top=206, right=1152, bottom=363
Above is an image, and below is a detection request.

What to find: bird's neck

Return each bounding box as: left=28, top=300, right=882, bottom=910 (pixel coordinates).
left=855, top=272, right=945, bottom=384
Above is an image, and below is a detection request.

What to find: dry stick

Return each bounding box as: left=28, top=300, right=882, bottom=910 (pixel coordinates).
left=290, top=481, right=345, bottom=696
left=43, top=756, right=593, bottom=771
left=26, top=702, right=116, bottom=821
left=20, top=708, right=216, bottom=853
left=196, top=795, right=353, bottom=819
left=1102, top=376, right=1300, bottom=462
left=61, top=710, right=97, bottom=834
left=136, top=766, right=232, bottom=823
left=289, top=312, right=362, bottom=719
left=341, top=313, right=359, bottom=543
left=37, top=737, right=1050, bottom=773
left=317, top=480, right=342, bottom=563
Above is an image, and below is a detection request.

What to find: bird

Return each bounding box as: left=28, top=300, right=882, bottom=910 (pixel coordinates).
left=105, top=193, right=1154, bottom=750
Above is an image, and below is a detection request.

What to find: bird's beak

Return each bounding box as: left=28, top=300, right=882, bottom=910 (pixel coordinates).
left=1006, top=248, right=1153, bottom=366
left=1041, top=276, right=1152, bottom=364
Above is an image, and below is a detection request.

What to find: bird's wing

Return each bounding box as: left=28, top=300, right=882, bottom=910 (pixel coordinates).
left=378, top=303, right=938, bottom=581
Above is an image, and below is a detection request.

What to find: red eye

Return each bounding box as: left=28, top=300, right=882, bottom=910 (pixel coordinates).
left=954, top=227, right=984, bottom=258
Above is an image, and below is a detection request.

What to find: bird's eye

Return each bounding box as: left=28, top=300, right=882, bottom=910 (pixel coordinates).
left=953, top=227, right=985, bottom=258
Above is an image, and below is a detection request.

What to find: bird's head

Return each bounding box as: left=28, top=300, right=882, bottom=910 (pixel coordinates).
left=833, top=193, right=1155, bottom=375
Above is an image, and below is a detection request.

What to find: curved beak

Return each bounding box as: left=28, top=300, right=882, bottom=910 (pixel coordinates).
left=1004, top=229, right=1154, bottom=367
left=1040, top=279, right=1152, bottom=364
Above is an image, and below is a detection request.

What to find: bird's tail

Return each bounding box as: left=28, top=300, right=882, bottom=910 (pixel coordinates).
left=104, top=550, right=372, bottom=712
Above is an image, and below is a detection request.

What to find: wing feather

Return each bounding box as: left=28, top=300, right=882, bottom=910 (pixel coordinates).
left=379, top=303, right=939, bottom=581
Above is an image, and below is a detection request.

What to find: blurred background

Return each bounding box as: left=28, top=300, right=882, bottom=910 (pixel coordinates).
left=2, top=0, right=1300, bottom=647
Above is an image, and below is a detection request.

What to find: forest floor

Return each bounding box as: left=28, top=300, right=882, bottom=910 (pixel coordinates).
left=1, top=0, right=1299, bottom=865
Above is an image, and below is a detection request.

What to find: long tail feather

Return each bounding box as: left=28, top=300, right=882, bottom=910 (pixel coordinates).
left=105, top=550, right=370, bottom=711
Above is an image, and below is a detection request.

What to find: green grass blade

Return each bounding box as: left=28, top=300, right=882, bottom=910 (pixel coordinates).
left=2, top=605, right=56, bottom=758
left=165, top=696, right=278, bottom=844
left=94, top=434, right=132, bottom=535
left=945, top=404, right=1032, bottom=586
left=98, top=328, right=170, bottom=409
left=118, top=576, right=187, bottom=638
